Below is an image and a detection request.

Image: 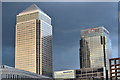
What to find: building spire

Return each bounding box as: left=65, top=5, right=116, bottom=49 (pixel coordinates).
left=20, top=4, right=43, bottom=14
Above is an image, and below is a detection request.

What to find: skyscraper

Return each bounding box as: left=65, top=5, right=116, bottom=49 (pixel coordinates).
left=80, top=27, right=112, bottom=78
left=15, top=4, right=52, bottom=77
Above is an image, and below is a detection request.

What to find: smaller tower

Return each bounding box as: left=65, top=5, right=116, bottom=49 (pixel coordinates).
left=80, top=27, right=112, bottom=79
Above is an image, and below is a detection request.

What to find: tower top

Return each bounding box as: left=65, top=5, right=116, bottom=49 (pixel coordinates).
left=17, top=4, right=51, bottom=20
left=80, top=26, right=109, bottom=38
left=20, top=4, right=44, bottom=14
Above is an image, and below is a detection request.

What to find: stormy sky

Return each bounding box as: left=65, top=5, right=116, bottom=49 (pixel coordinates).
left=2, top=2, right=118, bottom=71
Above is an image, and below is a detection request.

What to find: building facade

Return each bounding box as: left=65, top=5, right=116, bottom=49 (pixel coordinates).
left=15, top=4, right=53, bottom=77
left=54, top=68, right=104, bottom=80
left=80, top=27, right=112, bottom=78
left=0, top=65, right=51, bottom=80
left=54, top=70, right=76, bottom=79
left=109, top=58, right=120, bottom=80
left=76, top=67, right=104, bottom=80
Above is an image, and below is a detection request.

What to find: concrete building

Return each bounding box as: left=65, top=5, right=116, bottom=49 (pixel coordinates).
left=54, top=70, right=76, bottom=79
left=0, top=65, right=51, bottom=80
left=109, top=58, right=120, bottom=80
left=75, top=67, right=104, bottom=80
left=15, top=4, right=53, bottom=77
left=54, top=67, right=104, bottom=80
left=80, top=27, right=112, bottom=79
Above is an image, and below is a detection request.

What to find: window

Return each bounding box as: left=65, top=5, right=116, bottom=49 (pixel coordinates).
left=111, top=60, right=114, bottom=65
left=112, top=74, right=115, bottom=76
left=116, top=59, right=120, bottom=64
left=112, top=70, right=115, bottom=72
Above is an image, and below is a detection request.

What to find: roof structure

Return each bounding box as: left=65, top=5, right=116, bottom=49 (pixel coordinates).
left=20, top=4, right=44, bottom=14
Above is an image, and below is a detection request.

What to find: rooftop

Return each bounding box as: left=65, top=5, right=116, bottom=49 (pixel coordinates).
left=20, top=4, right=44, bottom=14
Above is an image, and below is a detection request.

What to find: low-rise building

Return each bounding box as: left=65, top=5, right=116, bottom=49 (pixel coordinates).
left=0, top=65, right=52, bottom=80
left=54, top=70, right=76, bottom=79
left=54, top=67, right=104, bottom=80
left=109, top=58, right=120, bottom=80
left=76, top=67, right=104, bottom=80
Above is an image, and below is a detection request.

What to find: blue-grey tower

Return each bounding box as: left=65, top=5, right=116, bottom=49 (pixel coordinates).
left=80, top=27, right=112, bottom=79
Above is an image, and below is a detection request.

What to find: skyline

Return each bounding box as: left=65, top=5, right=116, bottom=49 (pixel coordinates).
left=2, top=2, right=118, bottom=71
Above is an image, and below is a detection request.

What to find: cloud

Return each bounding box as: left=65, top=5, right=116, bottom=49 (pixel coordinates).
left=53, top=45, right=80, bottom=71
left=2, top=46, right=15, bottom=67
left=112, top=46, right=118, bottom=58
left=55, top=28, right=80, bottom=34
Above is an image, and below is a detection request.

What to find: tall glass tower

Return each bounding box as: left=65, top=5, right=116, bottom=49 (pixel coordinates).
left=80, top=27, right=112, bottom=78
left=15, top=4, right=52, bottom=77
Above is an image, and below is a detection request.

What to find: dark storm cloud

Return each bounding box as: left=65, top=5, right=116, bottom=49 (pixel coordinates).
left=2, top=2, right=118, bottom=71
left=2, top=46, right=15, bottom=67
